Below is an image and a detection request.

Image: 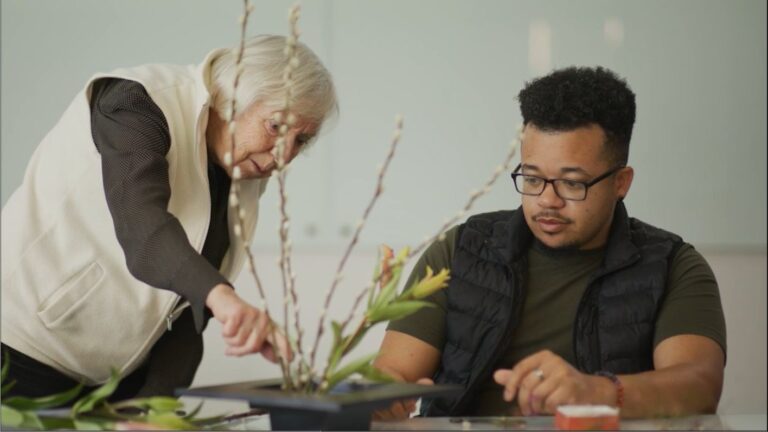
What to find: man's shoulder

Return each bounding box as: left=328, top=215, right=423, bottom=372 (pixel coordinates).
left=624, top=217, right=708, bottom=277
left=668, top=242, right=713, bottom=275
left=627, top=216, right=683, bottom=246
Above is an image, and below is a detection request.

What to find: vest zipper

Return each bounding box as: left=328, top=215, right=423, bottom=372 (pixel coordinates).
left=581, top=302, right=601, bottom=372
left=574, top=250, right=640, bottom=372
left=166, top=301, right=191, bottom=331
left=450, top=260, right=527, bottom=414
left=574, top=276, right=598, bottom=372
left=588, top=304, right=601, bottom=369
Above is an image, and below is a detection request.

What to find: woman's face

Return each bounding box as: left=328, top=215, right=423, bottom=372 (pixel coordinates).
left=207, top=102, right=319, bottom=179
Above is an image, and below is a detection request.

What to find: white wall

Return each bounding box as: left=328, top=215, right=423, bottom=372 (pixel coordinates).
left=707, top=251, right=767, bottom=414
left=2, top=0, right=766, bottom=416
left=2, top=0, right=766, bottom=249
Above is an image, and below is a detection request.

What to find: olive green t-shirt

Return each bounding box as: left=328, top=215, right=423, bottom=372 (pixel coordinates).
left=387, top=225, right=727, bottom=416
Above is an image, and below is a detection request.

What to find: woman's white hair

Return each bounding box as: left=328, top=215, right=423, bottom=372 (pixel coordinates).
left=209, top=34, right=337, bottom=127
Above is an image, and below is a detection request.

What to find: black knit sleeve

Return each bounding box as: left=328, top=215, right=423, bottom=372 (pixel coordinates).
left=89, top=78, right=227, bottom=332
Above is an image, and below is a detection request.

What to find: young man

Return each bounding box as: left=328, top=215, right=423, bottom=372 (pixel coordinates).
left=374, top=67, right=726, bottom=419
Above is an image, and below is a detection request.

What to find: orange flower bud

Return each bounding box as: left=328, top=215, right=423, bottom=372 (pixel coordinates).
left=379, top=245, right=394, bottom=290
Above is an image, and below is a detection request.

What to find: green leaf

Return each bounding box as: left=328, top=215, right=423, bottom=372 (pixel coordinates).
left=366, top=300, right=435, bottom=323
left=190, top=414, right=228, bottom=427
left=73, top=417, right=113, bottom=430
left=146, top=412, right=196, bottom=429
left=1, top=349, right=9, bottom=381
left=341, top=324, right=370, bottom=355
left=97, top=403, right=144, bottom=421
left=326, top=345, right=344, bottom=376
left=326, top=353, right=377, bottom=391
left=72, top=369, right=121, bottom=416
left=145, top=397, right=183, bottom=413
left=39, top=415, right=77, bottom=430
left=372, top=266, right=403, bottom=309
left=18, top=410, right=44, bottom=430
left=3, top=382, right=83, bottom=410
left=1, top=350, right=14, bottom=394
left=326, top=321, right=346, bottom=374
left=181, top=401, right=203, bottom=420
left=358, top=364, right=396, bottom=384
left=1, top=379, right=16, bottom=394
left=395, top=277, right=422, bottom=302
left=1, top=405, right=24, bottom=427
left=330, top=321, right=344, bottom=351
left=109, top=396, right=182, bottom=415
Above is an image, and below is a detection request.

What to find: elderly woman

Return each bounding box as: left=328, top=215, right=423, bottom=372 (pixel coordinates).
left=1, top=35, right=337, bottom=400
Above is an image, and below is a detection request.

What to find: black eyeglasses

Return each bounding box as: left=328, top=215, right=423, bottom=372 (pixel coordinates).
left=510, top=164, right=625, bottom=201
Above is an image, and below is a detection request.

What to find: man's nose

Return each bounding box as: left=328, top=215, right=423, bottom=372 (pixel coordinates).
left=537, top=181, right=565, bottom=207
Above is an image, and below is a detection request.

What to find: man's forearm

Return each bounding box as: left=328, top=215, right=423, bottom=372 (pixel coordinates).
left=618, top=363, right=722, bottom=418
left=373, top=360, right=409, bottom=382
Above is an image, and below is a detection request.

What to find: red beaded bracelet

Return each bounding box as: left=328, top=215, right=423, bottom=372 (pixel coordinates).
left=595, top=371, right=624, bottom=408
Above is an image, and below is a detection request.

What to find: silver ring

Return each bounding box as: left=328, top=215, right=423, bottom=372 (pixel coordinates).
left=533, top=368, right=545, bottom=382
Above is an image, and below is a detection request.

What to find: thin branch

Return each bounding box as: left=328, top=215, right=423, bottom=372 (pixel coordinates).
left=307, top=115, right=405, bottom=378
left=409, top=135, right=520, bottom=259
left=225, top=0, right=293, bottom=388
left=271, top=4, right=311, bottom=386
left=329, top=132, right=522, bottom=374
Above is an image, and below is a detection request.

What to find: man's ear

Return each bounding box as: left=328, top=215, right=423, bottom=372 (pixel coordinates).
left=615, top=166, right=634, bottom=199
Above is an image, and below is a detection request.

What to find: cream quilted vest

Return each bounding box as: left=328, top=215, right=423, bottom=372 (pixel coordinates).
left=1, top=50, right=267, bottom=385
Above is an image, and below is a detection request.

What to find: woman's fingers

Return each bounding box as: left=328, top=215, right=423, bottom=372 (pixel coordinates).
left=265, top=327, right=293, bottom=362
left=226, top=326, right=261, bottom=356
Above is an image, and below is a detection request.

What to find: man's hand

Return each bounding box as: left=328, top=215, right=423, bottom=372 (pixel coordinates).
left=493, top=350, right=613, bottom=416
left=205, top=284, right=292, bottom=362
left=372, top=378, right=434, bottom=421
left=372, top=331, right=442, bottom=420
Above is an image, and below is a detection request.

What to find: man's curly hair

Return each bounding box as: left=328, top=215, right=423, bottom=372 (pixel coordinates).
left=517, top=66, right=636, bottom=165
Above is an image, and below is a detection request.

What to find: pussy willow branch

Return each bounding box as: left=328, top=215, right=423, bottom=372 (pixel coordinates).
left=334, top=131, right=522, bottom=358
left=307, top=115, right=404, bottom=380
left=225, top=0, right=292, bottom=388
left=408, top=134, right=520, bottom=259
left=272, top=5, right=311, bottom=386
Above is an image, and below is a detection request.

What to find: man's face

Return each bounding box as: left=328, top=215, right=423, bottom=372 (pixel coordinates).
left=519, top=123, right=633, bottom=250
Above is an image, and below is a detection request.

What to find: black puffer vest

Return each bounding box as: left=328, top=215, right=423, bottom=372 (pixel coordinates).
left=422, top=202, right=683, bottom=416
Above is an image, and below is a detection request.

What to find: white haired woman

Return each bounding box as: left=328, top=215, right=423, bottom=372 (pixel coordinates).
left=1, top=35, right=337, bottom=401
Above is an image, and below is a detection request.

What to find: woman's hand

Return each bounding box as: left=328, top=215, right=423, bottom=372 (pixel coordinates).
left=205, top=284, right=292, bottom=362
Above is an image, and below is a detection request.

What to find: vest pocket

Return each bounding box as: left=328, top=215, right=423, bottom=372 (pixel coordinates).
left=37, top=261, right=105, bottom=328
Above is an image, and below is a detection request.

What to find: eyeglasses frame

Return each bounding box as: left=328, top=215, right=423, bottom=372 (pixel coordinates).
left=510, top=163, right=625, bottom=201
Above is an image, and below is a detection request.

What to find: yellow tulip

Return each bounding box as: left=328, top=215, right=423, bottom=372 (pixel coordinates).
left=412, top=266, right=450, bottom=299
